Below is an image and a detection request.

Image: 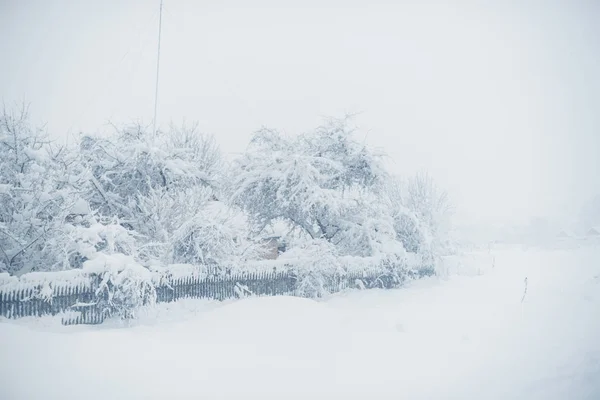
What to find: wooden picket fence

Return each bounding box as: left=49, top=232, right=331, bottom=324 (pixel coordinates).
left=0, top=267, right=434, bottom=326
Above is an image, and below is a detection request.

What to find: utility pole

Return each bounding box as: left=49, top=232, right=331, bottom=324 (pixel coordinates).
left=152, top=0, right=163, bottom=138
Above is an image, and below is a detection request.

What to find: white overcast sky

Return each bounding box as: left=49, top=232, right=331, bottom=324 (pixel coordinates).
left=1, top=0, right=599, bottom=225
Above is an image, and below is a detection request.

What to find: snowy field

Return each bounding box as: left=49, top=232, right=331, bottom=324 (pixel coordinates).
left=1, top=244, right=599, bottom=400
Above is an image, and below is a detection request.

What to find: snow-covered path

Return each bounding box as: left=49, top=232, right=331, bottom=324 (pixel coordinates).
left=1, top=245, right=599, bottom=399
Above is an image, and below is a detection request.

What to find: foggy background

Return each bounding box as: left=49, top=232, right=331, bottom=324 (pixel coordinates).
left=1, top=0, right=599, bottom=229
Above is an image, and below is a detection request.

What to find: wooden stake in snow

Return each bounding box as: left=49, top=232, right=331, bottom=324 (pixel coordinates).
left=521, top=277, right=528, bottom=303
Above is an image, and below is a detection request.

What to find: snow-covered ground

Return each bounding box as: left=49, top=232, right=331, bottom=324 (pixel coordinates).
left=1, top=244, right=599, bottom=400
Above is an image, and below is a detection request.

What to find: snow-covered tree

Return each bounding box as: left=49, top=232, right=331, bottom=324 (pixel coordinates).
left=0, top=105, right=93, bottom=274
left=384, top=176, right=423, bottom=254
left=79, top=123, right=216, bottom=224
left=167, top=120, right=224, bottom=188
left=230, top=118, right=394, bottom=257
left=78, top=122, right=256, bottom=269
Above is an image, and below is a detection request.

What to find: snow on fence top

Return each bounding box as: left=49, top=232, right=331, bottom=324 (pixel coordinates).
left=0, top=254, right=434, bottom=325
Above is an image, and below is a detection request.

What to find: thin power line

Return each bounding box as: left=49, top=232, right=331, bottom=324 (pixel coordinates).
left=67, top=8, right=160, bottom=136
left=152, top=0, right=163, bottom=138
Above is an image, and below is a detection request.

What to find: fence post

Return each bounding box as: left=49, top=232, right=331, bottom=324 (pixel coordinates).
left=17, top=288, right=23, bottom=318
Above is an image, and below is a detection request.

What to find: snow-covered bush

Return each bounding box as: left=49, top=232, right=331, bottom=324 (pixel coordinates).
left=170, top=200, right=264, bottom=269
left=279, top=240, right=344, bottom=298
left=385, top=172, right=455, bottom=264
left=65, top=219, right=138, bottom=264
left=278, top=236, right=422, bottom=298
left=83, top=253, right=156, bottom=320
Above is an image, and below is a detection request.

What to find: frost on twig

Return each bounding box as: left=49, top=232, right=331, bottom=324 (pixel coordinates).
left=234, top=282, right=252, bottom=298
